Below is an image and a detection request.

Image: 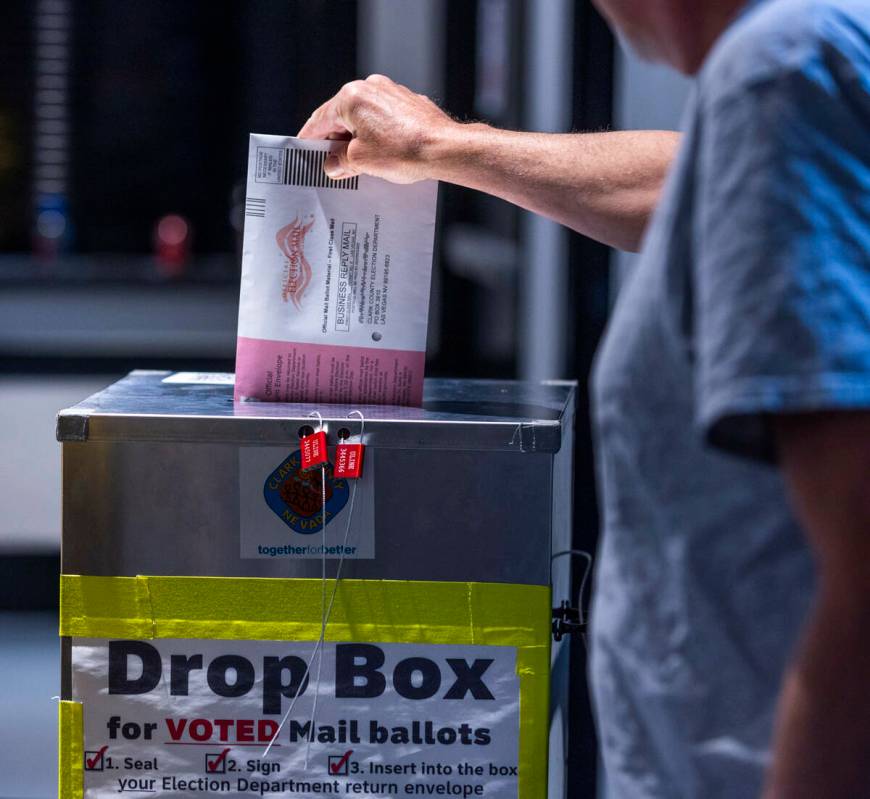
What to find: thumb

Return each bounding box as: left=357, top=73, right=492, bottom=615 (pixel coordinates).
left=323, top=145, right=359, bottom=180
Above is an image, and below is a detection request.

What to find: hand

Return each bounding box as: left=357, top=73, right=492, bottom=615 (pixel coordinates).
left=297, top=74, right=457, bottom=184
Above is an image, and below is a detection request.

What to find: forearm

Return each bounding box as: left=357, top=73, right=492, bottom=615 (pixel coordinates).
left=766, top=412, right=870, bottom=797
left=300, top=76, right=680, bottom=251
left=426, top=123, right=681, bottom=251
left=763, top=589, right=870, bottom=798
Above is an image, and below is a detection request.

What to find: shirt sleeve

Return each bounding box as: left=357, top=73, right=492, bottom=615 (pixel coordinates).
left=694, top=41, right=870, bottom=463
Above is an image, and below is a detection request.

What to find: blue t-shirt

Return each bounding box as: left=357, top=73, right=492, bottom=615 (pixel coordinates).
left=590, top=1, right=870, bottom=796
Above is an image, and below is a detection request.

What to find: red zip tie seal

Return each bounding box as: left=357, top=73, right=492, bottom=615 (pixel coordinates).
left=300, top=413, right=328, bottom=472
left=334, top=443, right=364, bottom=478
left=335, top=410, right=365, bottom=479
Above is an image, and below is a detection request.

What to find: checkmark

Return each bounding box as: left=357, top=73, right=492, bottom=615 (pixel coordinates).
left=206, top=748, right=231, bottom=774
left=85, top=746, right=108, bottom=771
left=328, top=750, right=353, bottom=776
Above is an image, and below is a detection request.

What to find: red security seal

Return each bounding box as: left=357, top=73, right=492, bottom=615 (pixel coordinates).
left=334, top=443, right=364, bottom=479
left=300, top=430, right=328, bottom=471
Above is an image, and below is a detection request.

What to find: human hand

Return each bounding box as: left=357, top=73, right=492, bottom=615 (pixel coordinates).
left=297, top=74, right=458, bottom=183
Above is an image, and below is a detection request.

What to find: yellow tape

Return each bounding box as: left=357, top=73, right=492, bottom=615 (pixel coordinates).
left=60, top=576, right=547, bottom=645
left=60, top=575, right=550, bottom=798
left=58, top=700, right=83, bottom=799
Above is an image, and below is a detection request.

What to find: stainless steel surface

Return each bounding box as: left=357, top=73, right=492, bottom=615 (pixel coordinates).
left=62, top=442, right=557, bottom=584
left=60, top=372, right=576, bottom=586
left=57, top=370, right=572, bottom=453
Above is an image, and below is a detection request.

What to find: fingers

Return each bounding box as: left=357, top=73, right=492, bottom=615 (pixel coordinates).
left=297, top=98, right=346, bottom=139
left=365, top=73, right=392, bottom=86
left=298, top=84, right=371, bottom=178
left=298, top=75, right=418, bottom=181
left=298, top=79, right=370, bottom=139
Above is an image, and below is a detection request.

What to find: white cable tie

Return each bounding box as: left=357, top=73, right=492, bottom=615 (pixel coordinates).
left=263, top=480, right=361, bottom=760
left=551, top=549, right=593, bottom=625
left=347, top=409, right=365, bottom=442
left=264, top=411, right=364, bottom=764
left=305, top=463, right=328, bottom=769
left=305, top=409, right=365, bottom=767
left=261, top=640, right=319, bottom=759
left=264, top=463, right=329, bottom=761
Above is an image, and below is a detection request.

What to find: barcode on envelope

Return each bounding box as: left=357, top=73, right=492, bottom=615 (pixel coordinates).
left=245, top=197, right=266, bottom=217
left=283, top=148, right=358, bottom=190
left=254, top=145, right=358, bottom=190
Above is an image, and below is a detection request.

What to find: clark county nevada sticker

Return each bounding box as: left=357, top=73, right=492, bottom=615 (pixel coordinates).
left=263, top=450, right=349, bottom=534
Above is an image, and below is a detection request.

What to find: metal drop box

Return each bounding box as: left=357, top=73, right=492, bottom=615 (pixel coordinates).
left=58, top=371, right=577, bottom=797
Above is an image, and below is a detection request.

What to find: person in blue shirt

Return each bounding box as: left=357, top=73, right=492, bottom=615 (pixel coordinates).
left=299, top=1, right=870, bottom=795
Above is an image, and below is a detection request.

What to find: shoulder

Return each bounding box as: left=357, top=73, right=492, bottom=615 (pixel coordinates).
left=699, top=0, right=870, bottom=105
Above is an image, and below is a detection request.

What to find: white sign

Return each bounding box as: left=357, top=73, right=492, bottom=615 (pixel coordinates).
left=72, top=638, right=520, bottom=797
left=239, top=446, right=375, bottom=560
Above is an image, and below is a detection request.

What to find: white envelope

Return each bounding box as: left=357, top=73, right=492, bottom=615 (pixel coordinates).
left=235, top=133, right=438, bottom=406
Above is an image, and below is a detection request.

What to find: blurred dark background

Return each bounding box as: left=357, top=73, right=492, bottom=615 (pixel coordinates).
left=0, top=1, right=691, bottom=796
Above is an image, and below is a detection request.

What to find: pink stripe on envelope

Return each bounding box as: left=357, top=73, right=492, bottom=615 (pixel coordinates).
left=234, top=336, right=425, bottom=406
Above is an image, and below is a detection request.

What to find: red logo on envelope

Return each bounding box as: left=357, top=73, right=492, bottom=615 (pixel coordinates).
left=276, top=214, right=314, bottom=309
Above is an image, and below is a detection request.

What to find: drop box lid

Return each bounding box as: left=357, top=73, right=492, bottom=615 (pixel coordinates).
left=57, top=371, right=576, bottom=454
